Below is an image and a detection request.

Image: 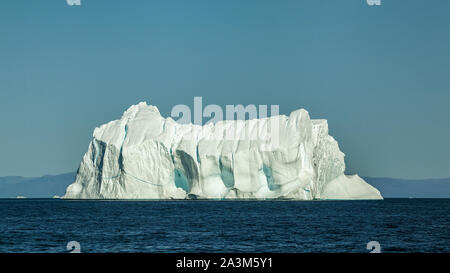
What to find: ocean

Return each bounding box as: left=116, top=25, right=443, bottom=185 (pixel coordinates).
left=0, top=198, right=448, bottom=253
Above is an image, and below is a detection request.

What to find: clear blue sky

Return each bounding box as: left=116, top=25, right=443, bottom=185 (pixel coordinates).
left=0, top=0, right=449, bottom=179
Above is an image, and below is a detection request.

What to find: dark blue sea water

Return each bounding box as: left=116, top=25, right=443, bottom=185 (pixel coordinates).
left=0, top=199, right=448, bottom=253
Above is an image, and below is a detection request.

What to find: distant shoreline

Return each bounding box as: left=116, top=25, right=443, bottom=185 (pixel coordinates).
left=1, top=172, right=449, bottom=198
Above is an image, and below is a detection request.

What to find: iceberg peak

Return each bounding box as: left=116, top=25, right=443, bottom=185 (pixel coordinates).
left=122, top=101, right=160, bottom=118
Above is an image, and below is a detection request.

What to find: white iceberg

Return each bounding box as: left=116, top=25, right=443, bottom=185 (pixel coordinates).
left=63, top=102, right=382, bottom=200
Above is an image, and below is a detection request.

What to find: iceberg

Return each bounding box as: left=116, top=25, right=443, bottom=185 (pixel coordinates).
left=63, top=102, right=382, bottom=200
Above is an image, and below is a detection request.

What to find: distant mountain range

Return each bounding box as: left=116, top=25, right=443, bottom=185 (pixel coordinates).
left=362, top=177, right=450, bottom=198
left=0, top=173, right=449, bottom=198
left=0, top=172, right=76, bottom=198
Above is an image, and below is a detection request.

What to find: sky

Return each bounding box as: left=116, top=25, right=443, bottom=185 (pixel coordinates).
left=0, top=0, right=449, bottom=179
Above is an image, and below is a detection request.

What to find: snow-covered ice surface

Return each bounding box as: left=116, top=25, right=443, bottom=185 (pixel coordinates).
left=64, top=102, right=382, bottom=200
